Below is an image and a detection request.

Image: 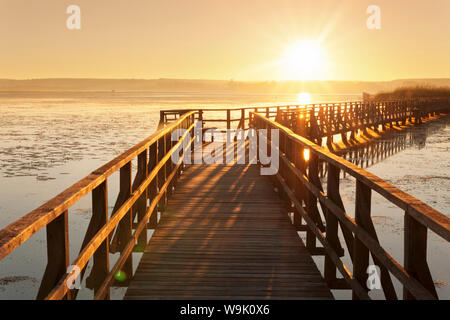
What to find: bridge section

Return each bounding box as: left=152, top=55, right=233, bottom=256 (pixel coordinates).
left=125, top=163, right=332, bottom=299
left=0, top=101, right=448, bottom=300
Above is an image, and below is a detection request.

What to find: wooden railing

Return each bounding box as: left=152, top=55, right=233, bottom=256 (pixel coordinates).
left=159, top=106, right=280, bottom=130
left=250, top=112, right=449, bottom=300
left=272, top=98, right=450, bottom=144
left=0, top=111, right=197, bottom=300
left=159, top=98, right=450, bottom=140
left=1, top=98, right=448, bottom=300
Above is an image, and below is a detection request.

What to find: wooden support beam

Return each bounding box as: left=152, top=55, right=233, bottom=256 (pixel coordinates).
left=86, top=181, right=110, bottom=298
left=36, top=210, right=70, bottom=300
left=134, top=151, right=148, bottom=252
left=148, top=143, right=158, bottom=228
left=404, top=213, right=438, bottom=299
left=157, top=137, right=166, bottom=212
left=352, top=180, right=371, bottom=300
left=113, top=162, right=133, bottom=287
left=324, top=164, right=343, bottom=285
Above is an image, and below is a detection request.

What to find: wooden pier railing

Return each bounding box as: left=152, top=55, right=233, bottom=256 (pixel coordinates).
left=0, top=98, right=448, bottom=300
left=159, top=98, right=449, bottom=143
left=0, top=111, right=196, bottom=299
left=249, top=111, right=449, bottom=300
left=275, top=98, right=450, bottom=146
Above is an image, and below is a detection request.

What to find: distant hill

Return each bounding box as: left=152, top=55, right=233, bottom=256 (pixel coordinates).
left=0, top=78, right=449, bottom=95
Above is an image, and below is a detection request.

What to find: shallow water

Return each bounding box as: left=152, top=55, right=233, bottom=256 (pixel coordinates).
left=0, top=92, right=448, bottom=299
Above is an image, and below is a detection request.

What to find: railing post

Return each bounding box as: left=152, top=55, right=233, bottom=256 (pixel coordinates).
left=305, top=153, right=318, bottom=251
left=238, top=108, right=245, bottom=129
left=403, top=213, right=438, bottom=299
left=293, top=143, right=306, bottom=230
left=148, top=143, right=158, bottom=228
left=159, top=110, right=165, bottom=128
left=352, top=180, right=371, bottom=299
left=227, top=109, right=231, bottom=130
left=87, top=181, right=110, bottom=298
left=136, top=150, right=148, bottom=251
left=283, top=137, right=295, bottom=213
left=115, top=163, right=133, bottom=286
left=158, top=137, right=166, bottom=213
left=36, top=210, right=70, bottom=300
left=255, top=119, right=260, bottom=164
left=166, top=130, right=174, bottom=196
left=324, top=164, right=341, bottom=285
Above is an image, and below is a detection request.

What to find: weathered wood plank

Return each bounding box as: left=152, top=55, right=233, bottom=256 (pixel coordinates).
left=125, top=164, right=332, bottom=300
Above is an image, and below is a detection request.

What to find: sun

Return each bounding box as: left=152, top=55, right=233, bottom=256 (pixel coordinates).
left=281, top=40, right=325, bottom=80
left=297, top=92, right=312, bottom=104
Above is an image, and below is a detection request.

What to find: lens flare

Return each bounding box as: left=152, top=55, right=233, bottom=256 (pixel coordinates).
left=303, top=148, right=310, bottom=161
left=114, top=270, right=127, bottom=282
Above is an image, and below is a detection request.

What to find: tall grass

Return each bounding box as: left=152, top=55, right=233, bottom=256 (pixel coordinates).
left=365, top=86, right=450, bottom=101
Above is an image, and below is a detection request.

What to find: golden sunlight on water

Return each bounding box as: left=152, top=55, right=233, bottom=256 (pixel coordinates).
left=297, top=92, right=312, bottom=105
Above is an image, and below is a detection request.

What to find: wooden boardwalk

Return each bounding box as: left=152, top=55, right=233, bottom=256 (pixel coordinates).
left=2, top=104, right=447, bottom=300
left=125, top=163, right=333, bottom=299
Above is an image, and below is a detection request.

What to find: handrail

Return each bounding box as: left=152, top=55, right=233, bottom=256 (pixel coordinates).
left=0, top=111, right=196, bottom=261
left=159, top=98, right=450, bottom=135
left=1, top=98, right=448, bottom=300
left=0, top=111, right=197, bottom=299
left=252, top=112, right=449, bottom=240
left=46, top=127, right=195, bottom=300
left=250, top=111, right=449, bottom=300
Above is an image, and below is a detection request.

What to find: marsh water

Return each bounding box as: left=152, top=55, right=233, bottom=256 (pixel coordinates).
left=0, top=92, right=448, bottom=299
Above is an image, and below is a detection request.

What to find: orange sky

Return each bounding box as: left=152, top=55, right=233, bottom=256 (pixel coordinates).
left=0, top=0, right=449, bottom=81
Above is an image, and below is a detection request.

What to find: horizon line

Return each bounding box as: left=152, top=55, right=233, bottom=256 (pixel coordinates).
left=2, top=77, right=450, bottom=83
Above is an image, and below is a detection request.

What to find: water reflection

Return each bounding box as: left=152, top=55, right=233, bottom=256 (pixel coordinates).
left=339, top=134, right=407, bottom=169
left=337, top=115, right=448, bottom=169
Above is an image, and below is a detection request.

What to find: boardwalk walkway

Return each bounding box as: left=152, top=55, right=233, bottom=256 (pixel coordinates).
left=125, top=163, right=333, bottom=299
left=2, top=104, right=447, bottom=300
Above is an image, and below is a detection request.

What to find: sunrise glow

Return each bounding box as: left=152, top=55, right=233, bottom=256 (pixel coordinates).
left=281, top=41, right=326, bottom=80
left=297, top=92, right=312, bottom=105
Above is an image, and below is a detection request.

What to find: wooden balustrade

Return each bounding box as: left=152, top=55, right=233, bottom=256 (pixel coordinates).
left=250, top=111, right=449, bottom=300
left=0, top=111, right=196, bottom=300
left=0, top=97, right=448, bottom=300
left=158, top=98, right=450, bottom=141
left=276, top=98, right=450, bottom=142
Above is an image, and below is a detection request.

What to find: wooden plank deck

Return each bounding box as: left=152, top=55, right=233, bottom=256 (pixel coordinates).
left=124, top=163, right=333, bottom=299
